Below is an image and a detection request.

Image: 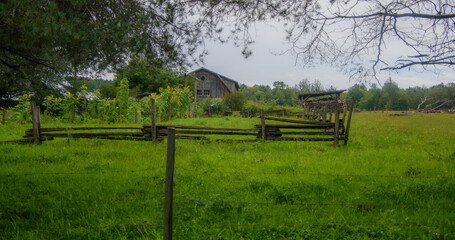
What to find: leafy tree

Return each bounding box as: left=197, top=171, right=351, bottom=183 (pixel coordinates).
left=114, top=58, right=186, bottom=95
left=0, top=0, right=203, bottom=101
left=191, top=0, right=455, bottom=84
left=347, top=84, right=367, bottom=105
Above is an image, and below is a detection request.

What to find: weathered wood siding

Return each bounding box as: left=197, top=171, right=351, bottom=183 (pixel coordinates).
left=193, top=69, right=237, bottom=99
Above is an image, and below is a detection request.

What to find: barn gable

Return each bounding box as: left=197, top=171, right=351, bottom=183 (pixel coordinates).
left=189, top=68, right=239, bottom=99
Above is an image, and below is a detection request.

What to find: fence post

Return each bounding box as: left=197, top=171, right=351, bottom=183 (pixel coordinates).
left=31, top=102, right=41, bottom=145
left=151, top=99, right=157, bottom=141
left=261, top=110, right=266, bottom=141
left=164, top=128, right=176, bottom=240
left=334, top=108, right=339, bottom=147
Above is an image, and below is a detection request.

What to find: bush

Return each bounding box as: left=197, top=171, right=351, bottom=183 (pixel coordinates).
left=201, top=98, right=229, bottom=116
left=222, top=92, right=246, bottom=111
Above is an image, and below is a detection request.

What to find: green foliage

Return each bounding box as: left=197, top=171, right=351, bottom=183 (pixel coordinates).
left=115, top=79, right=131, bottom=122
left=114, top=58, right=186, bottom=94
left=1, top=113, right=455, bottom=238
left=10, top=94, right=31, bottom=123
left=156, top=85, right=192, bottom=120
left=222, top=91, right=247, bottom=111
left=346, top=80, right=455, bottom=111
left=0, top=0, right=202, bottom=101
left=240, top=79, right=324, bottom=107
left=201, top=98, right=229, bottom=116
left=43, top=95, right=63, bottom=117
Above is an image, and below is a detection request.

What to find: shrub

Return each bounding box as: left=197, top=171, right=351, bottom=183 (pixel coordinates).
left=222, top=91, right=246, bottom=111
left=202, top=98, right=228, bottom=116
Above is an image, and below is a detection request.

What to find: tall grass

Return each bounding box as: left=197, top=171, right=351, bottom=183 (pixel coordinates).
left=0, top=112, right=454, bottom=239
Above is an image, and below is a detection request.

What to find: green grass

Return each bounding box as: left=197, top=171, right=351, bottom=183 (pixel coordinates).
left=1, top=112, right=455, bottom=239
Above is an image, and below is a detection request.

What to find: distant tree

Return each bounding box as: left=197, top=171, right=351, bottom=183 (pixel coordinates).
left=347, top=84, right=367, bottom=106
left=380, top=79, right=402, bottom=110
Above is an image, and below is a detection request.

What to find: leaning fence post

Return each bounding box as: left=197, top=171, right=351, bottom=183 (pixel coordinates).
left=31, top=102, right=41, bottom=145
left=151, top=99, right=157, bottom=141
left=334, top=108, right=339, bottom=147
left=164, top=128, right=176, bottom=240
left=261, top=110, right=266, bottom=141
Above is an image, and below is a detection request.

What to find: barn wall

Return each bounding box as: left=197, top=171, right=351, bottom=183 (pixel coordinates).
left=194, top=70, right=234, bottom=99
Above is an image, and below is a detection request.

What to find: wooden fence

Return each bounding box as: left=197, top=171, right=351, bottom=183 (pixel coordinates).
left=5, top=101, right=353, bottom=146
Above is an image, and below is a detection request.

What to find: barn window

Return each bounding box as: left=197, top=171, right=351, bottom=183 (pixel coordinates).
left=197, top=89, right=203, bottom=96
left=203, top=89, right=210, bottom=96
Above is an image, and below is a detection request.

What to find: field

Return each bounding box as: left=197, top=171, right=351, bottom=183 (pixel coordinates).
left=1, top=112, right=454, bottom=239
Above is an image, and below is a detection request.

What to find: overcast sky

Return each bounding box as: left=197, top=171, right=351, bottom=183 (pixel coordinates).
left=191, top=22, right=455, bottom=90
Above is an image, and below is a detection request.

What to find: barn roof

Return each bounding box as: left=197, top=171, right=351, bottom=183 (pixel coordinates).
left=189, top=67, right=240, bottom=92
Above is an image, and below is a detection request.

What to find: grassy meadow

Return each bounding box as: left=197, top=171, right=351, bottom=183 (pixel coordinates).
left=0, top=112, right=454, bottom=239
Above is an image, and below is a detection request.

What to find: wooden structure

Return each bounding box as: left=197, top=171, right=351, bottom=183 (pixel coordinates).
left=297, top=90, right=353, bottom=145
left=189, top=67, right=239, bottom=99
left=8, top=99, right=352, bottom=145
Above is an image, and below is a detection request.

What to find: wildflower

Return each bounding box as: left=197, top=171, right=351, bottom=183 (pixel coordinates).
left=22, top=94, right=28, bottom=99
left=138, top=109, right=142, bottom=115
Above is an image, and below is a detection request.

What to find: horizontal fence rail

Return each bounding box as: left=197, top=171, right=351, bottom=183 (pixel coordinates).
left=2, top=101, right=353, bottom=146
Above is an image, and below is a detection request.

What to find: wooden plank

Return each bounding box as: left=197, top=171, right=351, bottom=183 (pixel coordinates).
left=164, top=128, right=176, bottom=240
left=254, top=124, right=332, bottom=129
left=143, top=125, right=258, bottom=132
left=215, top=139, right=258, bottom=143
left=279, top=131, right=334, bottom=135
left=40, top=132, right=145, bottom=137
left=274, top=137, right=334, bottom=141
left=263, top=117, right=334, bottom=126
left=31, top=102, right=41, bottom=145
left=175, top=130, right=258, bottom=136
left=26, top=127, right=142, bottom=133
left=334, top=108, right=340, bottom=147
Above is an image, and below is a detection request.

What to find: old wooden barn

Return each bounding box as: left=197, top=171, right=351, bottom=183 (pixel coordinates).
left=190, top=68, right=239, bottom=99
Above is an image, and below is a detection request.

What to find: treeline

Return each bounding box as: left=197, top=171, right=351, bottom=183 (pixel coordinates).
left=239, top=78, right=455, bottom=111
left=346, top=80, right=455, bottom=111
left=239, top=79, right=336, bottom=106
